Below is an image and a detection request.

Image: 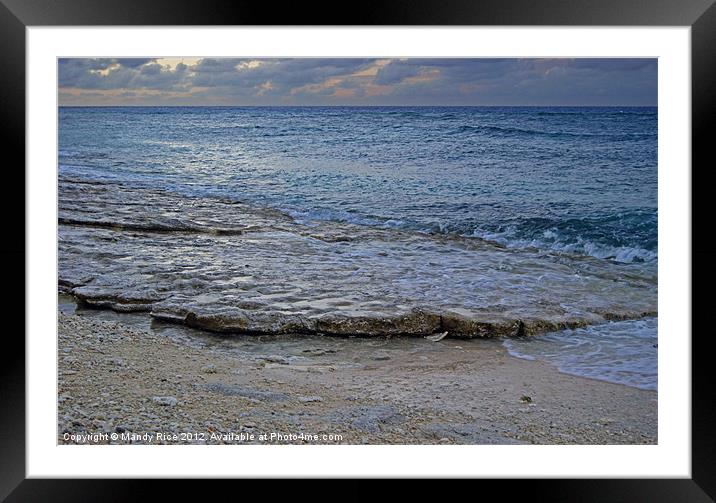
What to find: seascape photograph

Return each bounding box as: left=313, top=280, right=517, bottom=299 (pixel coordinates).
left=57, top=57, right=658, bottom=445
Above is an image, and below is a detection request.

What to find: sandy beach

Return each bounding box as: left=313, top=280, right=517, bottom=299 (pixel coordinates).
left=58, top=307, right=657, bottom=445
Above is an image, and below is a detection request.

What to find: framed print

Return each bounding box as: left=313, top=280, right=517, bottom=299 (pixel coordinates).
left=3, top=0, right=715, bottom=499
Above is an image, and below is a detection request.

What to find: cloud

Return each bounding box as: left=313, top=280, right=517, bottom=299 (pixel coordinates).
left=114, top=58, right=156, bottom=68
left=58, top=57, right=657, bottom=106
left=58, top=58, right=184, bottom=90
left=568, top=59, right=656, bottom=72
left=374, top=62, right=423, bottom=85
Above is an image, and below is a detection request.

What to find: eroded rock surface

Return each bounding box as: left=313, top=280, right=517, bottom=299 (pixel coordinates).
left=59, top=178, right=657, bottom=338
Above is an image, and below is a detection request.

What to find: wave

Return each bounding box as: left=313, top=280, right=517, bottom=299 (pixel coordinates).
left=452, top=124, right=656, bottom=140
left=58, top=167, right=657, bottom=265
left=469, top=228, right=657, bottom=263
left=503, top=317, right=657, bottom=390
left=281, top=205, right=657, bottom=264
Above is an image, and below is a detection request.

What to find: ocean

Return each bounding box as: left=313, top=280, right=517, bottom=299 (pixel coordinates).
left=58, top=106, right=658, bottom=390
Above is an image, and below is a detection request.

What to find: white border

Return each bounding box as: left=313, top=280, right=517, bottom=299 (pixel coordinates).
left=27, top=27, right=691, bottom=478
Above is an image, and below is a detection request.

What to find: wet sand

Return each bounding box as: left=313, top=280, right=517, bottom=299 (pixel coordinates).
left=57, top=309, right=657, bottom=445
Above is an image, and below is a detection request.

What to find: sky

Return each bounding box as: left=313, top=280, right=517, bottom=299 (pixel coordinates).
left=58, top=58, right=657, bottom=106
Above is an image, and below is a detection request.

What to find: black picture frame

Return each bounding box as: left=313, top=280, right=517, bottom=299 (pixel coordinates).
left=2, top=0, right=714, bottom=499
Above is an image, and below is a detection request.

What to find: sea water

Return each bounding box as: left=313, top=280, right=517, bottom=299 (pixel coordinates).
left=58, top=106, right=658, bottom=389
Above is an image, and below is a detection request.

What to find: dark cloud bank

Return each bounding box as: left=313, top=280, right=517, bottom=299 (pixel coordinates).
left=58, top=58, right=657, bottom=106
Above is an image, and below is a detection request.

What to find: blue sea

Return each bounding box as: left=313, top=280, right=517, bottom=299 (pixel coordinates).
left=58, top=106, right=658, bottom=390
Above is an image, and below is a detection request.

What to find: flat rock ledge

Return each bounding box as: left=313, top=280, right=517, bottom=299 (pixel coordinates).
left=65, top=288, right=655, bottom=339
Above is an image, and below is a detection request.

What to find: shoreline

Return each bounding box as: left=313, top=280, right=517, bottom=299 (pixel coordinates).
left=58, top=309, right=657, bottom=445
left=58, top=177, right=657, bottom=340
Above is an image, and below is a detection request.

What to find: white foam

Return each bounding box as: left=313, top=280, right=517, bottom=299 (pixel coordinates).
left=504, top=317, right=657, bottom=390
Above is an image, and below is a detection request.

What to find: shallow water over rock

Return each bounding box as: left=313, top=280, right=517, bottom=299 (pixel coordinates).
left=59, top=178, right=657, bottom=338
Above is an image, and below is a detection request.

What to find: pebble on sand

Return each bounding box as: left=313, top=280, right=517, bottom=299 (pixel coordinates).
left=152, top=396, right=178, bottom=407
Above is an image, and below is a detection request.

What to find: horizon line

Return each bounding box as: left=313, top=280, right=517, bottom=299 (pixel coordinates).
left=57, top=104, right=658, bottom=108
